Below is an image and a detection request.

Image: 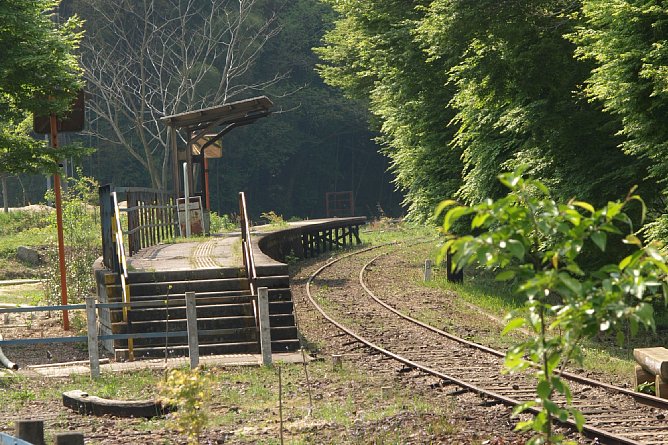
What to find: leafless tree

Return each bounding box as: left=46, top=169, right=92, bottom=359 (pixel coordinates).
left=81, top=0, right=285, bottom=189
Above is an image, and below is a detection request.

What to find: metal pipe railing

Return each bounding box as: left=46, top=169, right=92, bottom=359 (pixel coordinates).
left=111, top=191, right=134, bottom=360
left=238, top=192, right=257, bottom=295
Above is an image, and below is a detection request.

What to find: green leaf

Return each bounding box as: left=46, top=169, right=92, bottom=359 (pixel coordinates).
left=471, top=212, right=490, bottom=229
left=536, top=380, right=551, bottom=399
left=559, top=273, right=582, bottom=295
left=645, top=246, right=665, bottom=263
left=543, top=399, right=560, bottom=415
left=619, top=254, right=633, bottom=270
left=507, top=239, right=525, bottom=260
left=495, top=270, right=516, bottom=282
left=565, top=262, right=584, bottom=276
left=511, top=401, right=536, bottom=417
left=571, top=200, right=594, bottom=214
left=635, top=303, right=655, bottom=330
left=591, top=231, right=607, bottom=251
left=623, top=234, right=642, bottom=246
left=616, top=330, right=625, bottom=346
left=435, top=200, right=458, bottom=218
left=627, top=193, right=647, bottom=224
left=572, top=409, right=586, bottom=432
left=444, top=206, right=473, bottom=232
left=502, top=317, right=526, bottom=335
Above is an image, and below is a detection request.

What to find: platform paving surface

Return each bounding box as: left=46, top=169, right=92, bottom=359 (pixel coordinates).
left=126, top=235, right=241, bottom=271
left=123, top=218, right=355, bottom=273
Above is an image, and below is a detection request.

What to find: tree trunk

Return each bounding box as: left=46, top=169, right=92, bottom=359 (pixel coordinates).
left=1, top=175, right=8, bottom=213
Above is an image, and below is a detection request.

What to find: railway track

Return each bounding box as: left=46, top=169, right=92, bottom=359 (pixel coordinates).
left=304, top=242, right=668, bottom=445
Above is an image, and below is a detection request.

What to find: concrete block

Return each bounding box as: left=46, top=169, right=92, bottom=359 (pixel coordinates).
left=635, top=364, right=654, bottom=388
left=634, top=347, right=668, bottom=379
left=656, top=375, right=668, bottom=399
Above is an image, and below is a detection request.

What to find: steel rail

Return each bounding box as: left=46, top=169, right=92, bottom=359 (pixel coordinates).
left=304, top=243, right=643, bottom=445
left=360, top=251, right=668, bottom=410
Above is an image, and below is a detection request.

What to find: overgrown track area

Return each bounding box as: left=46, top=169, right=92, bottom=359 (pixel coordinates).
left=305, top=243, right=668, bottom=445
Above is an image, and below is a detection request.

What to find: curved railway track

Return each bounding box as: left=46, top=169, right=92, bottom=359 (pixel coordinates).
left=304, top=242, right=668, bottom=445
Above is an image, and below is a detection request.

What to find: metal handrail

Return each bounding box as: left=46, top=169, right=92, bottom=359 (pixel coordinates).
left=239, top=192, right=257, bottom=295
left=0, top=432, right=33, bottom=445
left=111, top=191, right=134, bottom=360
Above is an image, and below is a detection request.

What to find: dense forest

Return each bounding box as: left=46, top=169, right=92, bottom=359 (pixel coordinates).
left=316, top=0, right=668, bottom=242
left=2, top=1, right=668, bottom=235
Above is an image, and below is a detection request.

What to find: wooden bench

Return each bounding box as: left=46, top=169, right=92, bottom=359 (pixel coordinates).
left=633, top=347, right=668, bottom=398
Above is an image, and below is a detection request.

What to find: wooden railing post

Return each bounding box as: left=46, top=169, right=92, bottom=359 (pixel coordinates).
left=15, top=420, right=45, bottom=445
left=54, top=432, right=84, bottom=445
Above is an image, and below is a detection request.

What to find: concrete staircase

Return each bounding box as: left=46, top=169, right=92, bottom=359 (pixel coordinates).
left=99, top=265, right=300, bottom=360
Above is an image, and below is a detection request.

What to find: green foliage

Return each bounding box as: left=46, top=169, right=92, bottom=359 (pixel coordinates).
left=260, top=210, right=287, bottom=227
left=0, top=0, right=83, bottom=117
left=316, top=0, right=661, bottom=226
left=42, top=171, right=100, bottom=305
left=636, top=380, right=655, bottom=395
left=439, top=169, right=667, bottom=444
left=159, top=367, right=211, bottom=445
left=571, top=0, right=668, bottom=187
left=316, top=1, right=461, bottom=222
left=0, top=209, right=50, bottom=237
left=0, top=1, right=86, bottom=176
left=208, top=212, right=237, bottom=233
left=570, top=0, right=668, bottom=245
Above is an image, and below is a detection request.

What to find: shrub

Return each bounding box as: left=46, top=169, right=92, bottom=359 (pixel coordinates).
left=159, top=367, right=211, bottom=445
left=439, top=169, right=667, bottom=444
left=42, top=171, right=100, bottom=305
left=209, top=211, right=237, bottom=233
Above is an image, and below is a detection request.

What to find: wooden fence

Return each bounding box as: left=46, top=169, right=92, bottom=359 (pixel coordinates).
left=100, top=185, right=177, bottom=271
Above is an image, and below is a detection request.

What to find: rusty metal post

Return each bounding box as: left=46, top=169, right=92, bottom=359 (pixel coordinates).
left=51, top=113, right=69, bottom=330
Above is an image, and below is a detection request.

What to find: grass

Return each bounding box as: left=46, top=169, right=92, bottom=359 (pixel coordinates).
left=0, top=360, right=461, bottom=443
left=0, top=285, right=45, bottom=306
left=361, top=218, right=437, bottom=246
left=397, top=237, right=646, bottom=382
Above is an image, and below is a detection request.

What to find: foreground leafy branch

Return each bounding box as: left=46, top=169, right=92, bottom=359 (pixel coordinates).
left=438, top=169, right=668, bottom=444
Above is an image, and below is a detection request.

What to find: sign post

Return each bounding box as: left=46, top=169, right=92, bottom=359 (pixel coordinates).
left=50, top=113, right=69, bottom=331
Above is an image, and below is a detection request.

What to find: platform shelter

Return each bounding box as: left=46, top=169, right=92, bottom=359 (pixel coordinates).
left=161, top=96, right=273, bottom=231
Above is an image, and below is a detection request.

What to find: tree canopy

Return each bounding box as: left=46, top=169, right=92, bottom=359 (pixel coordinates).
left=316, top=0, right=665, bottom=228
left=0, top=0, right=84, bottom=175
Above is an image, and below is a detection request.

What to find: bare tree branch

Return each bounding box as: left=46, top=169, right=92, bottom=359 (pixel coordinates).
left=80, top=0, right=286, bottom=188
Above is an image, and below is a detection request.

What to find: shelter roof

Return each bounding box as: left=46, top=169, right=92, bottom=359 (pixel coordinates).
left=161, top=96, right=273, bottom=131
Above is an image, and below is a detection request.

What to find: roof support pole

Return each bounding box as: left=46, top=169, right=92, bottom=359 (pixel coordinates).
left=170, top=126, right=180, bottom=200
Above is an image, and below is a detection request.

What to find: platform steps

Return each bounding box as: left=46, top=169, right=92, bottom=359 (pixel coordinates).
left=105, top=265, right=300, bottom=360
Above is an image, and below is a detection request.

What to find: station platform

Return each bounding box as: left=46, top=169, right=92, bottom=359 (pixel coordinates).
left=92, top=217, right=365, bottom=360
left=123, top=217, right=367, bottom=273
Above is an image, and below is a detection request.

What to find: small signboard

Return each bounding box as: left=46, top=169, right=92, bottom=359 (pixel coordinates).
left=33, top=90, right=86, bottom=134
left=177, top=196, right=203, bottom=236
